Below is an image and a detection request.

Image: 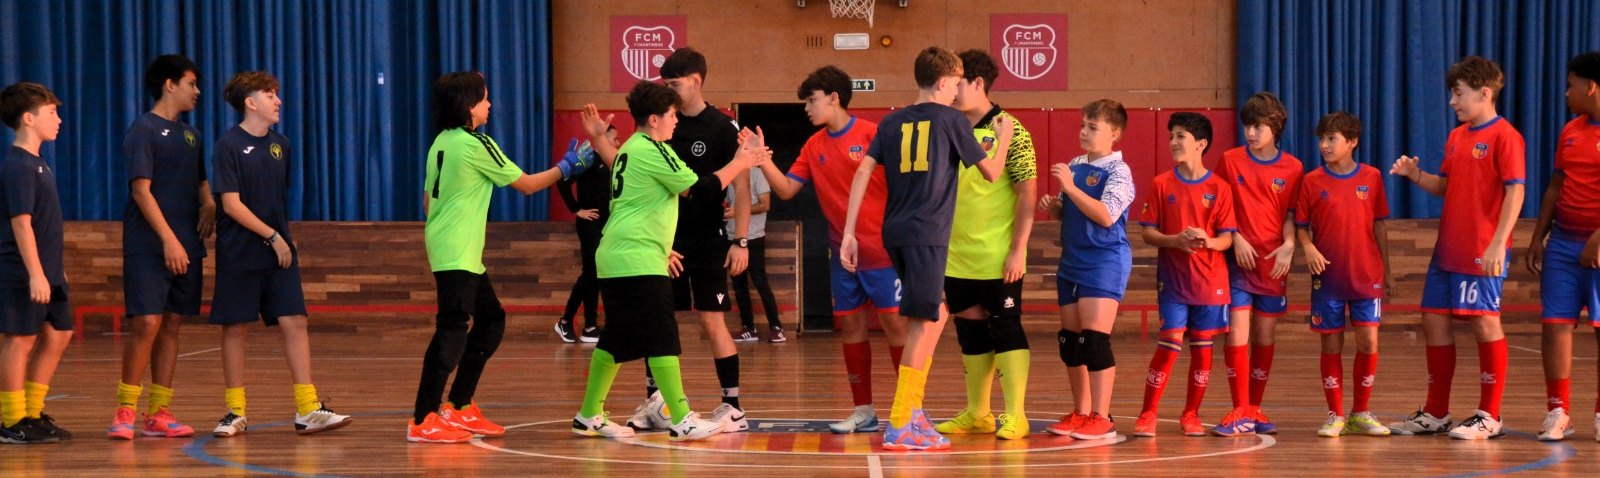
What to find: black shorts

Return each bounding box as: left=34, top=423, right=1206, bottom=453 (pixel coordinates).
left=945, top=277, right=1024, bottom=318
left=672, top=234, right=731, bottom=312
left=209, top=266, right=308, bottom=327
left=0, top=284, right=72, bottom=335
left=888, top=245, right=948, bottom=320
left=123, top=253, right=204, bottom=317
left=598, top=275, right=681, bottom=362
left=432, top=270, right=504, bottom=318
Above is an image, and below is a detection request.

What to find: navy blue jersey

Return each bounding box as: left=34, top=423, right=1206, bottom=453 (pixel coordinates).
left=1058, top=153, right=1135, bottom=294
left=122, top=113, right=207, bottom=257
left=212, top=126, right=293, bottom=271
left=866, top=102, right=988, bottom=247
left=1, top=146, right=65, bottom=287
left=667, top=104, right=740, bottom=244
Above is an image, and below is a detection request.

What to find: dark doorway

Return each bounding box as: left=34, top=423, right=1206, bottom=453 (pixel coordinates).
left=734, top=103, right=834, bottom=331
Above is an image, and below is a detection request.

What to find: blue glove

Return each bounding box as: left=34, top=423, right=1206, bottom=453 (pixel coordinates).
left=557, top=138, right=594, bottom=179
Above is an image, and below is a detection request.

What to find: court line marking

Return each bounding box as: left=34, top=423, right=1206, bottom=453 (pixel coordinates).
left=177, top=347, right=221, bottom=358
left=866, top=454, right=883, bottom=478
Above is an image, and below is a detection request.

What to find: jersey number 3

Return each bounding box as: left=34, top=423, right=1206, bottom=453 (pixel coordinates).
left=899, top=121, right=931, bottom=173
left=611, top=153, right=629, bottom=199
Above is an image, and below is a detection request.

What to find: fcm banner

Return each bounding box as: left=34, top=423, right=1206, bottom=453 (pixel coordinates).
left=610, top=15, right=688, bottom=92
left=990, top=14, right=1068, bottom=91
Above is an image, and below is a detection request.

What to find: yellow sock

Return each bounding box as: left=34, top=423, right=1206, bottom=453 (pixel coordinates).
left=0, top=390, right=23, bottom=427
left=225, top=387, right=247, bottom=417
left=889, top=365, right=928, bottom=428
left=994, top=350, right=1030, bottom=417
left=148, top=384, right=174, bottom=415
left=960, top=353, right=996, bottom=417
left=116, top=382, right=143, bottom=410
left=23, top=382, right=48, bottom=419
left=293, top=384, right=319, bottom=416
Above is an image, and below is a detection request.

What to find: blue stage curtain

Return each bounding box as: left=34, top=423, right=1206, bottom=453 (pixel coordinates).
left=0, top=0, right=553, bottom=221
left=1238, top=0, right=1600, bottom=218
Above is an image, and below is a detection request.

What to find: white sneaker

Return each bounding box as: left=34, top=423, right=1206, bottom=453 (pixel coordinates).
left=625, top=392, right=670, bottom=431
left=709, top=403, right=748, bottom=433
left=1344, top=412, right=1391, bottom=436
left=1317, top=412, right=1346, bottom=438
left=1448, top=410, right=1504, bottom=440
left=829, top=405, right=880, bottom=434
left=1387, top=409, right=1453, bottom=435
left=212, top=412, right=249, bottom=438
left=571, top=412, right=635, bottom=438
left=1592, top=413, right=1599, bottom=443
left=1538, top=408, right=1574, bottom=441
left=667, top=412, right=724, bottom=441
left=295, top=404, right=353, bottom=435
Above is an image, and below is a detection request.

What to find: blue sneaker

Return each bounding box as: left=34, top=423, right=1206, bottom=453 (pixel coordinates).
left=1210, top=408, right=1256, bottom=437
left=1252, top=408, right=1278, bottom=435
left=882, top=409, right=950, bottom=451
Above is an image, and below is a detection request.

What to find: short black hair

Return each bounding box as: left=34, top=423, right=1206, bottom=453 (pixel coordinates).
left=1315, top=111, right=1363, bottom=146
left=1167, top=112, right=1213, bottom=155
left=660, top=47, right=707, bottom=81
left=626, top=81, right=681, bottom=125
left=1, top=82, right=62, bottom=130
left=144, top=54, right=199, bottom=101
left=797, top=65, right=854, bottom=109
left=1571, top=51, right=1600, bottom=84
left=957, top=50, right=1000, bottom=94
left=432, top=71, right=487, bottom=131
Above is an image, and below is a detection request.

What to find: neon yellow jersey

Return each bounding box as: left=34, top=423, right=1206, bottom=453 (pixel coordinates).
left=947, top=108, right=1036, bottom=280
left=598, top=133, right=700, bottom=278
left=423, top=128, right=525, bottom=273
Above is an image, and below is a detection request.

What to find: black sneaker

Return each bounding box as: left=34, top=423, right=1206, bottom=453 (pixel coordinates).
left=555, top=319, right=578, bottom=343
left=580, top=327, right=601, bottom=343
left=0, top=418, right=61, bottom=445
left=30, top=414, right=71, bottom=440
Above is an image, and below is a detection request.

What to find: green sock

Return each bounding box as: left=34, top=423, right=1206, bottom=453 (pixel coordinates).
left=147, top=384, right=173, bottom=415
left=579, top=349, right=622, bottom=418
left=995, top=349, right=1030, bottom=416
left=647, top=356, right=690, bottom=425
left=0, top=390, right=23, bottom=427
left=961, top=352, right=996, bottom=416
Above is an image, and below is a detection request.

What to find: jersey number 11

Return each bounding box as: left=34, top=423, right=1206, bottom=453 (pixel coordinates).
left=899, top=121, right=931, bottom=173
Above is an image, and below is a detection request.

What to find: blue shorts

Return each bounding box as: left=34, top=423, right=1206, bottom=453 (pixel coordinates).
left=1057, top=275, right=1123, bottom=305
left=123, top=253, right=205, bottom=317
left=0, top=284, right=72, bottom=336
left=886, top=246, right=947, bottom=320
left=830, top=256, right=901, bottom=316
left=1420, top=261, right=1503, bottom=317
left=1229, top=287, right=1287, bottom=317
left=1158, top=302, right=1229, bottom=337
left=1541, top=235, right=1600, bottom=326
left=209, top=266, right=308, bottom=327
left=1309, top=293, right=1381, bottom=333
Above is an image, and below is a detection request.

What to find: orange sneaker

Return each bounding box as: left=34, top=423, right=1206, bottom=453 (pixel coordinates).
left=1045, top=411, right=1088, bottom=436
left=107, top=407, right=136, bottom=440
left=143, top=408, right=196, bottom=438
left=1069, top=412, right=1117, bottom=440
left=440, top=402, right=505, bottom=437
left=1179, top=411, right=1205, bottom=436
left=1132, top=411, right=1159, bottom=437
left=407, top=412, right=472, bottom=444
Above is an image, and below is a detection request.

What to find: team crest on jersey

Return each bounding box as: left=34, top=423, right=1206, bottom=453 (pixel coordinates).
left=1000, top=24, right=1057, bottom=80
left=184, top=131, right=196, bottom=147
left=1271, top=178, right=1286, bottom=193
left=620, top=26, right=676, bottom=81
left=1086, top=171, right=1103, bottom=186
left=1312, top=278, right=1321, bottom=290
left=981, top=135, right=997, bottom=153
left=1355, top=185, right=1369, bottom=200
left=1201, top=194, right=1216, bottom=208
left=1166, top=194, right=1177, bottom=204
left=1472, top=142, right=1489, bottom=159
left=1236, top=174, right=1246, bottom=185
left=1319, top=190, right=1330, bottom=201
left=849, top=145, right=865, bottom=162
left=270, top=144, right=283, bottom=160
left=1311, top=310, right=1322, bottom=326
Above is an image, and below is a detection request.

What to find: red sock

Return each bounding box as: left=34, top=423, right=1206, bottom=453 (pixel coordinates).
left=1141, top=338, right=1183, bottom=415
left=1547, top=378, right=1570, bottom=411
left=1249, top=343, right=1275, bottom=407
left=842, top=341, right=873, bottom=407
left=888, top=345, right=905, bottom=375
left=1424, top=344, right=1456, bottom=418
left=1353, top=352, right=1377, bottom=414
left=1182, top=338, right=1214, bottom=416
left=1321, top=353, right=1344, bottom=415
left=1478, top=339, right=1507, bottom=418
left=1225, top=344, right=1249, bottom=409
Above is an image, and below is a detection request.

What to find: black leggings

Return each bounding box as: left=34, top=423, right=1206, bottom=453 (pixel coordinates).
left=561, top=220, right=603, bottom=329
left=731, top=237, right=780, bottom=329
left=413, top=271, right=507, bottom=423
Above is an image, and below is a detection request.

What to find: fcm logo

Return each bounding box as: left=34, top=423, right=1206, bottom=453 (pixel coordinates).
left=621, top=26, right=677, bottom=81
left=1000, top=24, right=1057, bottom=80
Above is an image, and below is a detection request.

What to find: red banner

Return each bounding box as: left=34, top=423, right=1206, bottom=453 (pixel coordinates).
left=990, top=14, right=1068, bottom=91
left=609, top=15, right=688, bottom=92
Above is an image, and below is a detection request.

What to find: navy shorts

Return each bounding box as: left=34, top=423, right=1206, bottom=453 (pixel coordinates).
left=0, top=284, right=72, bottom=336
left=209, top=266, right=308, bottom=327
left=598, top=275, right=681, bottom=363
left=1541, top=235, right=1600, bottom=326
left=887, top=245, right=948, bottom=321
left=1229, top=287, right=1287, bottom=317
left=1057, top=275, right=1124, bottom=305
left=1158, top=302, right=1229, bottom=337
left=1420, top=261, right=1503, bottom=318
left=123, top=253, right=204, bottom=317
left=1309, top=292, right=1382, bottom=333
left=830, top=256, right=901, bottom=316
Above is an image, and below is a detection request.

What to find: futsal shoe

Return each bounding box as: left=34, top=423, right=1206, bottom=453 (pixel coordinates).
left=1179, top=411, right=1206, bottom=436
left=1131, top=411, right=1159, bottom=437
left=142, top=409, right=194, bottom=438
left=1344, top=412, right=1391, bottom=436
left=0, top=419, right=59, bottom=445
left=882, top=409, right=950, bottom=451
left=108, top=407, right=137, bottom=440
left=555, top=320, right=578, bottom=343
left=709, top=403, right=748, bottom=433
left=580, top=327, right=601, bottom=343
left=1537, top=408, right=1573, bottom=441
left=1318, top=412, right=1346, bottom=437
left=407, top=412, right=471, bottom=444
left=995, top=413, right=1029, bottom=440
left=1387, top=409, right=1452, bottom=435
left=1045, top=411, right=1088, bottom=436
left=829, top=405, right=880, bottom=434
left=295, top=403, right=353, bottom=435
left=667, top=412, right=724, bottom=441
left=934, top=408, right=996, bottom=434
left=440, top=402, right=505, bottom=437
left=29, top=414, right=72, bottom=441
left=1070, top=413, right=1117, bottom=440
left=212, top=412, right=249, bottom=438
left=1251, top=407, right=1278, bottom=435
left=1448, top=410, right=1504, bottom=440
left=1210, top=408, right=1256, bottom=437
left=571, top=412, right=635, bottom=438
left=626, top=392, right=671, bottom=431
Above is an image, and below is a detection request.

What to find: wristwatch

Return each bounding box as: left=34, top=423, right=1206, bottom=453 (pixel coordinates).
left=733, top=237, right=749, bottom=248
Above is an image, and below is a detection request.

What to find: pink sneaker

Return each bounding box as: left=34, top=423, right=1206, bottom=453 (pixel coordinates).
left=108, top=407, right=136, bottom=440
left=143, top=409, right=196, bottom=438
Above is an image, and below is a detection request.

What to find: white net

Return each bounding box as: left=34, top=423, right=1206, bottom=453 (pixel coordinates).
left=829, top=0, right=875, bottom=28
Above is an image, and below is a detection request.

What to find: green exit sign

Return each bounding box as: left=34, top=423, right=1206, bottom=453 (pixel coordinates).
left=851, top=79, right=876, bottom=92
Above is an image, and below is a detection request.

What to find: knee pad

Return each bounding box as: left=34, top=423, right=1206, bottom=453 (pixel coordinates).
left=954, top=317, right=995, bottom=355
left=1081, top=330, right=1116, bottom=372
left=1058, top=329, right=1083, bottom=367
left=989, top=315, right=1029, bottom=353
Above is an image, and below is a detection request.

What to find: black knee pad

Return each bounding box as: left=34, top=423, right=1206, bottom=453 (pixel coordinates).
left=989, top=315, right=1029, bottom=353
left=1081, top=330, right=1116, bottom=372
left=1058, top=329, right=1083, bottom=367
left=954, top=317, right=995, bottom=355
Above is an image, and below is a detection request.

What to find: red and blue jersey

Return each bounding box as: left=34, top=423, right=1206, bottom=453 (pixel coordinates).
left=790, top=117, right=892, bottom=270
left=1553, top=115, right=1600, bottom=241
left=1215, top=147, right=1303, bottom=296
left=1295, top=163, right=1389, bottom=300
left=1436, top=116, right=1526, bottom=275
left=1140, top=168, right=1237, bottom=305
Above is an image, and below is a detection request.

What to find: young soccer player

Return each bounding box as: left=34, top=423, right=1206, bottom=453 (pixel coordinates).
left=1133, top=112, right=1236, bottom=438
left=208, top=71, right=352, bottom=439
left=571, top=81, right=768, bottom=442
left=1039, top=99, right=1135, bottom=440
left=0, top=82, right=72, bottom=444
left=110, top=54, right=213, bottom=440
left=842, top=46, right=1005, bottom=451
left=1211, top=92, right=1303, bottom=436
left=935, top=49, right=1034, bottom=441
left=755, top=65, right=908, bottom=434
left=555, top=126, right=617, bottom=344
left=1526, top=51, right=1600, bottom=442
left=409, top=71, right=594, bottom=443
left=1388, top=56, right=1526, bottom=440
left=1297, top=112, right=1393, bottom=438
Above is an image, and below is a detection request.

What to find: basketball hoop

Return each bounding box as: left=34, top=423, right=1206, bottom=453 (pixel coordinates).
left=829, top=0, right=876, bottom=28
